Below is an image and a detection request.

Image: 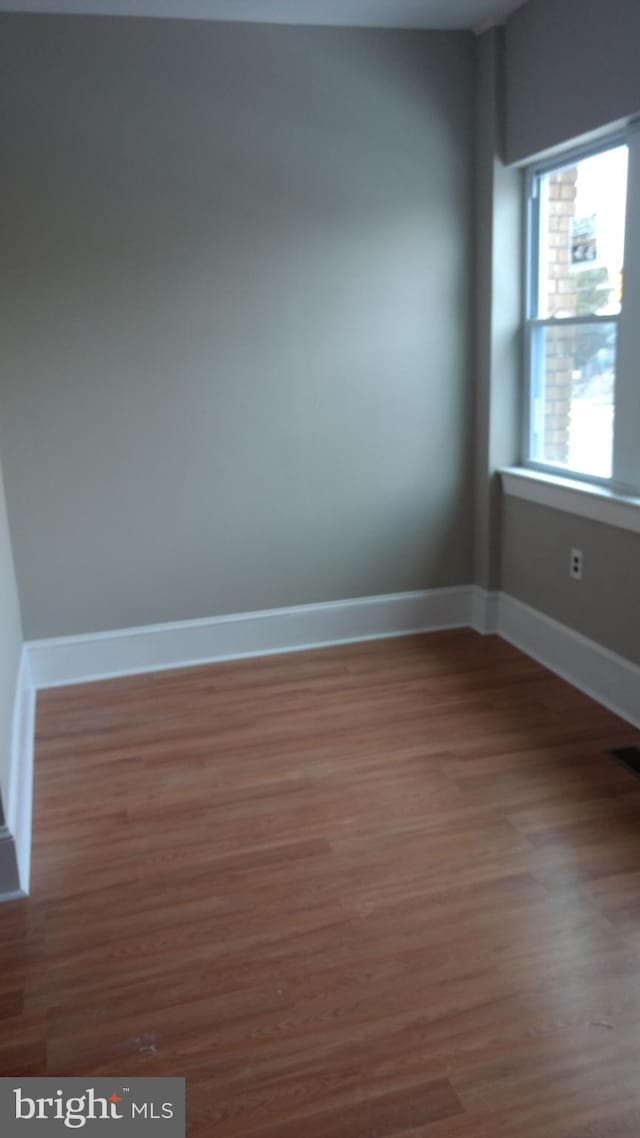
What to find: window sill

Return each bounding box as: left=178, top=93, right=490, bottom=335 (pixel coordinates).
left=500, top=467, right=640, bottom=535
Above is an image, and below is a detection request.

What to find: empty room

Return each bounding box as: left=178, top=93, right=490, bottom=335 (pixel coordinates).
left=1, top=0, right=640, bottom=1133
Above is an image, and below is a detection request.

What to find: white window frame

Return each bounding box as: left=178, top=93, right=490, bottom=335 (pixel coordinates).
left=523, top=126, right=640, bottom=497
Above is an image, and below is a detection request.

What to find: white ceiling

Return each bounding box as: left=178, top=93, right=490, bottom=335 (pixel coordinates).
left=0, top=0, right=528, bottom=34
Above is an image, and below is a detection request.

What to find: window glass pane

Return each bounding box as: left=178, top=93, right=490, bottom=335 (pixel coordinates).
left=537, top=146, right=628, bottom=319
left=530, top=322, right=616, bottom=478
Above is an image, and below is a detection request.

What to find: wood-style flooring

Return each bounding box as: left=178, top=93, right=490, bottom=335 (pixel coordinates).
left=2, top=629, right=640, bottom=1136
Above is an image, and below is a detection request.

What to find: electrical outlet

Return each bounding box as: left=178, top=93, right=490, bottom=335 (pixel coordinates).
left=570, top=547, right=583, bottom=580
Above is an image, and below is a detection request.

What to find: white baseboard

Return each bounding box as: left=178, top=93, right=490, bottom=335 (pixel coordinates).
left=4, top=584, right=637, bottom=905
left=26, top=587, right=473, bottom=689
left=496, top=592, right=640, bottom=731
left=9, top=649, right=35, bottom=895
left=24, top=586, right=640, bottom=725
left=0, top=649, right=35, bottom=901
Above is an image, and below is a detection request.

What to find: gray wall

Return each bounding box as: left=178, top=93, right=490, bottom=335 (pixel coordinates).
left=0, top=15, right=474, bottom=640
left=501, top=497, right=640, bottom=667
left=0, top=452, right=23, bottom=820
left=505, top=0, right=640, bottom=163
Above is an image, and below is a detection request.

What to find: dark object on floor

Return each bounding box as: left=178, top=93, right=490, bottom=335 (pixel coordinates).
left=609, top=745, right=640, bottom=778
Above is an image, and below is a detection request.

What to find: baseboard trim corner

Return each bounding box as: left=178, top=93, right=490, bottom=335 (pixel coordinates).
left=0, top=831, right=21, bottom=900
left=0, top=886, right=27, bottom=905
left=471, top=586, right=500, bottom=635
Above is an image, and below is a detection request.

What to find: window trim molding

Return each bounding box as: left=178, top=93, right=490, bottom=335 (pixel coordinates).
left=500, top=466, right=640, bottom=535
left=523, top=130, right=631, bottom=487
left=611, top=119, right=640, bottom=491
left=525, top=131, right=629, bottom=183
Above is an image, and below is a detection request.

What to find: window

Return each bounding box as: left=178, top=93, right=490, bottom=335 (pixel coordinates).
left=524, top=133, right=640, bottom=492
